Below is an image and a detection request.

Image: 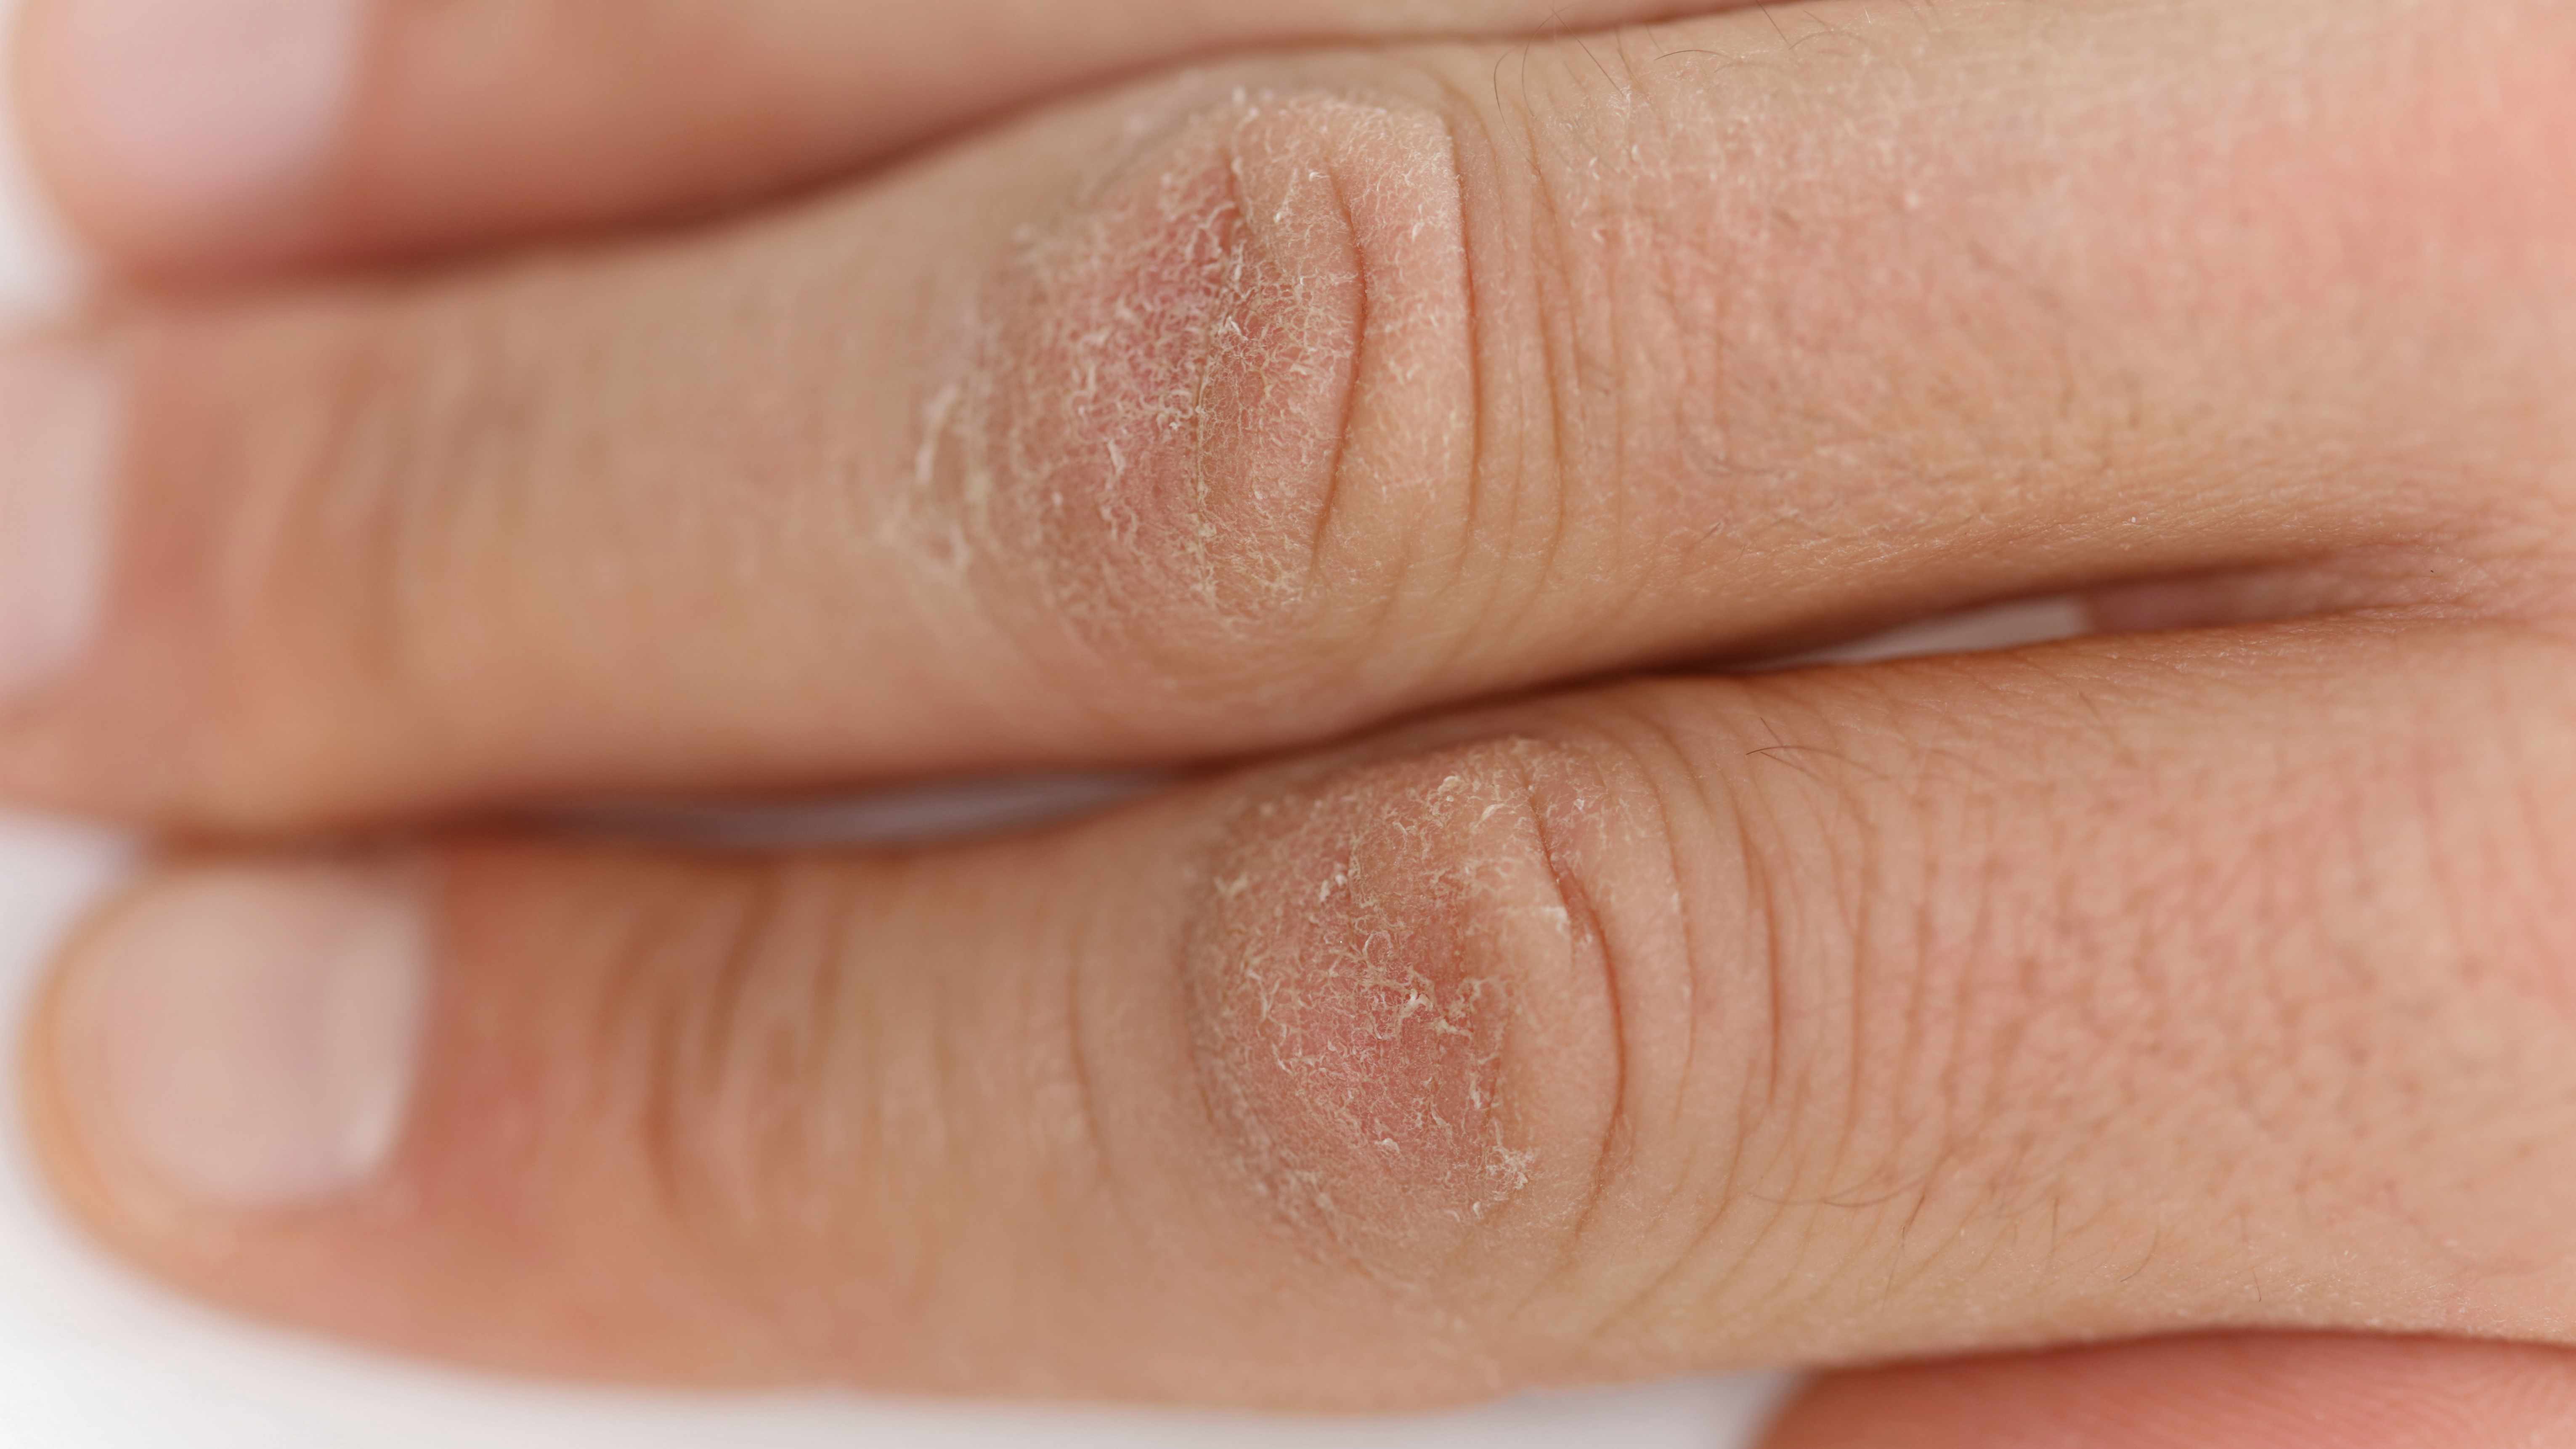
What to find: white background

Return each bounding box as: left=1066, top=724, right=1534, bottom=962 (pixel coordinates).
left=0, top=4, right=1797, bottom=1442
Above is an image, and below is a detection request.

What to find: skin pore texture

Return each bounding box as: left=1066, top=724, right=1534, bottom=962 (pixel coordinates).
left=907, top=87, right=1474, bottom=695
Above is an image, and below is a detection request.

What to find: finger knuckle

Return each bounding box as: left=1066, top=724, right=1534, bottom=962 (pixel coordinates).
left=1178, top=729, right=1650, bottom=1288
left=911, top=82, right=1478, bottom=715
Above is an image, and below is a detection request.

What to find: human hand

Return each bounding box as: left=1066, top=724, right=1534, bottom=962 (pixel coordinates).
left=7, top=1, right=2576, bottom=1442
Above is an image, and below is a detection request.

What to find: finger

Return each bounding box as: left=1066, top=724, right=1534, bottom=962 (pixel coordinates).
left=1765, top=1337, right=2576, bottom=1449
left=24, top=623, right=2576, bottom=1401
left=11, top=0, right=1725, bottom=276
left=5, top=0, right=2569, bottom=832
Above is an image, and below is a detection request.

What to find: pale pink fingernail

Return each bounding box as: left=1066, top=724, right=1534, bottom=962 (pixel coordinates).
left=42, top=0, right=361, bottom=228
left=53, top=863, right=430, bottom=1208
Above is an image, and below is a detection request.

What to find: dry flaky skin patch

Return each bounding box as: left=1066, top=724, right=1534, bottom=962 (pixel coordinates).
left=903, top=86, right=1470, bottom=694
left=1184, top=745, right=1581, bottom=1270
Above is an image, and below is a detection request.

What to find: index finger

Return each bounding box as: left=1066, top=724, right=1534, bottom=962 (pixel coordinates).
left=11, top=0, right=1727, bottom=276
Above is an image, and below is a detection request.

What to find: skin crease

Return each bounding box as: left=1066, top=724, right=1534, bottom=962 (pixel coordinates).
left=4, top=0, right=2576, bottom=1441
left=907, top=90, right=1475, bottom=689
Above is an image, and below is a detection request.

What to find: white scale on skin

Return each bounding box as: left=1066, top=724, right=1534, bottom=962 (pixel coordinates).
left=1186, top=744, right=1584, bottom=1271
left=899, top=84, right=1475, bottom=698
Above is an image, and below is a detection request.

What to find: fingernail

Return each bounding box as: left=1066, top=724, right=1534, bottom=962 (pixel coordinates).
left=44, top=0, right=360, bottom=228
left=53, top=863, right=429, bottom=1209
left=0, top=342, right=119, bottom=701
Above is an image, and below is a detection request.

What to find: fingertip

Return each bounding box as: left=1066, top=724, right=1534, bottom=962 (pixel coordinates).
left=27, top=860, right=430, bottom=1219
left=11, top=849, right=785, bottom=1387
left=13, top=0, right=359, bottom=276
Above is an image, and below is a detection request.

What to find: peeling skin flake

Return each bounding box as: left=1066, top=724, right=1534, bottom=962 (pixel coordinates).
left=895, top=85, right=1472, bottom=695
left=1185, top=748, right=1570, bottom=1269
